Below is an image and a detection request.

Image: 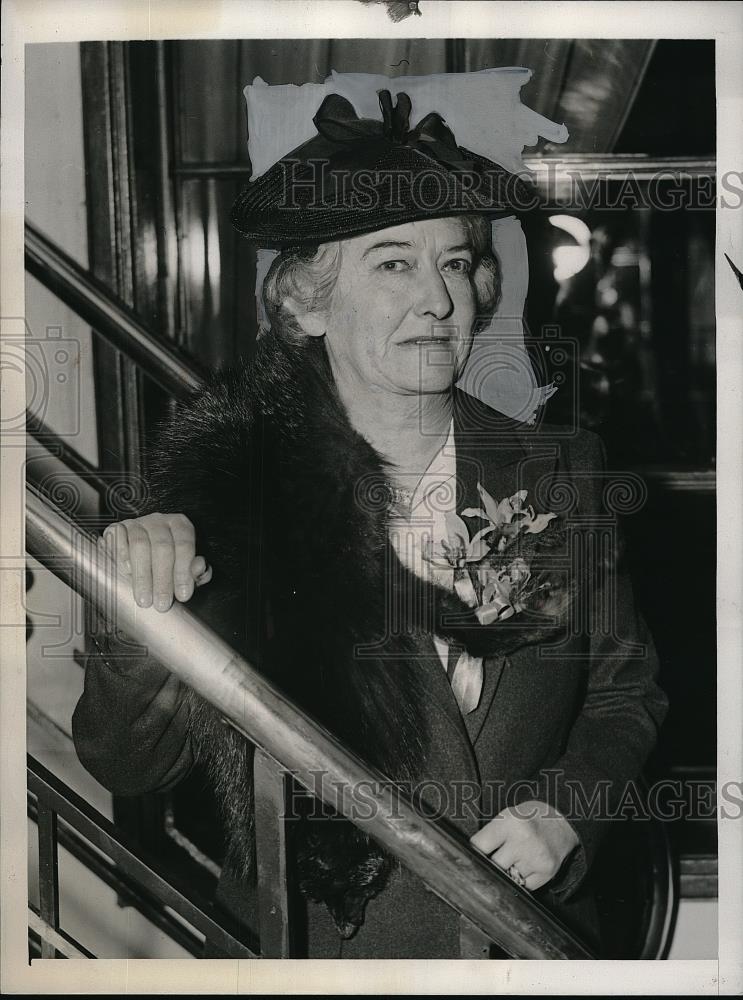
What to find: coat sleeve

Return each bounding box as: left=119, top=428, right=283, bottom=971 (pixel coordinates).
left=72, top=369, right=258, bottom=798
left=71, top=600, right=195, bottom=796
left=509, top=429, right=669, bottom=902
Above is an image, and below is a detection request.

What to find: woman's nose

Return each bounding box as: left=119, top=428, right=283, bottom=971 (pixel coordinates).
left=413, top=265, right=453, bottom=321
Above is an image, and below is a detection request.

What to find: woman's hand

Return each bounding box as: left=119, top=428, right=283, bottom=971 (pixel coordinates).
left=469, top=800, right=580, bottom=891
left=102, top=513, right=212, bottom=612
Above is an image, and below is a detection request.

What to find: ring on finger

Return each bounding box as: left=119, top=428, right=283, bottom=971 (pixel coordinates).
left=507, top=864, right=527, bottom=888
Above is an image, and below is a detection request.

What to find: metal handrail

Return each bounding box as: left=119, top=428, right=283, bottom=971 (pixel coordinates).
left=27, top=754, right=256, bottom=959
left=25, top=484, right=594, bottom=960
left=24, top=222, right=203, bottom=399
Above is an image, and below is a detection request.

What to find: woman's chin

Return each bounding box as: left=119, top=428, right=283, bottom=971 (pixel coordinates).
left=387, top=362, right=458, bottom=395
left=393, top=374, right=457, bottom=395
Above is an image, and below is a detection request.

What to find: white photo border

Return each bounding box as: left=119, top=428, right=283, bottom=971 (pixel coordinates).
left=1, top=0, right=741, bottom=993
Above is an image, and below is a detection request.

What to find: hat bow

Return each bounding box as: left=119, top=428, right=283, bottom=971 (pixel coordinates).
left=311, top=89, right=473, bottom=171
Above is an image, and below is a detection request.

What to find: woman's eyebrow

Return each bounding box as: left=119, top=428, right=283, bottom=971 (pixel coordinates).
left=361, top=240, right=415, bottom=259
left=440, top=243, right=474, bottom=255
left=360, top=239, right=475, bottom=260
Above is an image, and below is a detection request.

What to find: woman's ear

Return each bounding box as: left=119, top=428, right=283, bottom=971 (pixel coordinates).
left=282, top=296, right=327, bottom=338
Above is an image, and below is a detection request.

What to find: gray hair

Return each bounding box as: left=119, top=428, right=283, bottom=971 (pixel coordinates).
left=262, top=214, right=501, bottom=343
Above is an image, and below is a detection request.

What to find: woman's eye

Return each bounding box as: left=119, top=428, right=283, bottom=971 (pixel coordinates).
left=378, top=260, right=411, bottom=272
left=443, top=258, right=472, bottom=274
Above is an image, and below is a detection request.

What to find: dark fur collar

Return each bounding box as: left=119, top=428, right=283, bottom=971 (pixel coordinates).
left=144, top=333, right=570, bottom=940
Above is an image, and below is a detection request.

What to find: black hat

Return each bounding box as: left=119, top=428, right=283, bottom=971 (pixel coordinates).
left=230, top=89, right=538, bottom=247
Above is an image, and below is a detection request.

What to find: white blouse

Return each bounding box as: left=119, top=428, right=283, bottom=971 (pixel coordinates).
left=386, top=420, right=461, bottom=673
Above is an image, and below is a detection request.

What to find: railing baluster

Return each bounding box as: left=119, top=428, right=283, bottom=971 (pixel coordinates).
left=28, top=907, right=94, bottom=959
left=36, top=801, right=60, bottom=959
left=253, top=749, right=292, bottom=958
left=28, top=756, right=257, bottom=958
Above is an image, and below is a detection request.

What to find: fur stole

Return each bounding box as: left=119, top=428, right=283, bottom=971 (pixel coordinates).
left=143, top=333, right=572, bottom=939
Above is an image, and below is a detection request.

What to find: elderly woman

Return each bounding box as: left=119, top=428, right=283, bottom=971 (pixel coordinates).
left=72, top=92, right=668, bottom=958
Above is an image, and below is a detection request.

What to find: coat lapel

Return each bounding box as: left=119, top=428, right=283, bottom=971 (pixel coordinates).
left=416, top=633, right=481, bottom=780
left=463, top=655, right=507, bottom=744
left=452, top=388, right=562, bottom=745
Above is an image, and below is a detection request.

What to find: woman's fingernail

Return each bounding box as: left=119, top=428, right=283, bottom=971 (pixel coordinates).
left=176, top=585, right=190, bottom=600
left=155, top=594, right=171, bottom=611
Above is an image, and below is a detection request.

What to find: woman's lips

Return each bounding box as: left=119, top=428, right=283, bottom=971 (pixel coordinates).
left=398, top=335, right=455, bottom=346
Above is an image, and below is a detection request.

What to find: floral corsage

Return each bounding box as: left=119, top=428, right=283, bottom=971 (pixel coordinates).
left=422, top=483, right=571, bottom=635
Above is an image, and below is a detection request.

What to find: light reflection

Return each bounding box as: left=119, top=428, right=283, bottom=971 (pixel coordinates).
left=206, top=183, right=221, bottom=317
left=548, top=214, right=592, bottom=282
left=186, top=183, right=222, bottom=325
left=186, top=213, right=205, bottom=307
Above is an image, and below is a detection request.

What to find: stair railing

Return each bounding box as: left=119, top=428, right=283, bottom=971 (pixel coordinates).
left=27, top=753, right=256, bottom=959
left=25, top=483, right=594, bottom=959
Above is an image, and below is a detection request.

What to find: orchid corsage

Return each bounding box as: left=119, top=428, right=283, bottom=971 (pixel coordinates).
left=422, top=483, right=560, bottom=626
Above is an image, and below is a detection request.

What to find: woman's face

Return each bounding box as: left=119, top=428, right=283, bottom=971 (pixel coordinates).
left=310, top=216, right=479, bottom=399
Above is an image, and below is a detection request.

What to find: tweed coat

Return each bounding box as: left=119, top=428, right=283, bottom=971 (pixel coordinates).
left=72, top=332, right=668, bottom=959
